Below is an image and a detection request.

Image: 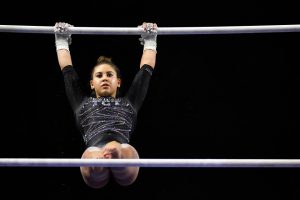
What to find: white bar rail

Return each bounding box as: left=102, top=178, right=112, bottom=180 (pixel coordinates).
left=1, top=158, right=300, bottom=167
left=1, top=24, right=300, bottom=35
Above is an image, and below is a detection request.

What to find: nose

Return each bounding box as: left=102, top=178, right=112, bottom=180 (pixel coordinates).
left=101, top=74, right=109, bottom=81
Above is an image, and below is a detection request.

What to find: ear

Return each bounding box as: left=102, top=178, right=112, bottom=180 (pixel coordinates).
left=90, top=80, right=94, bottom=89
left=117, top=78, right=121, bottom=88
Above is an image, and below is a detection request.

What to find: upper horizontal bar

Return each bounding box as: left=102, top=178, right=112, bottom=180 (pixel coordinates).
left=1, top=158, right=300, bottom=167
left=1, top=24, right=300, bottom=35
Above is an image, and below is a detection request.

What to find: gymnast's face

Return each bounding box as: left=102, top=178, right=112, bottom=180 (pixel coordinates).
left=90, top=64, right=121, bottom=98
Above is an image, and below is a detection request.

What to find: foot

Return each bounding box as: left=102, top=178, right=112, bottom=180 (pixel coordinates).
left=103, top=141, right=122, bottom=159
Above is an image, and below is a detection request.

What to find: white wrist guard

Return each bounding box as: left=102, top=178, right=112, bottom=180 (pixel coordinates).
left=55, top=37, right=70, bottom=51
left=143, top=38, right=157, bottom=52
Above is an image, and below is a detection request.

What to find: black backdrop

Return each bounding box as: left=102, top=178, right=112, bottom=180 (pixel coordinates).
left=0, top=1, right=299, bottom=199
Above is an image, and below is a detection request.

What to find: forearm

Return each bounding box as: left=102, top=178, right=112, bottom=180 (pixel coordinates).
left=57, top=49, right=73, bottom=70
left=140, top=49, right=156, bottom=69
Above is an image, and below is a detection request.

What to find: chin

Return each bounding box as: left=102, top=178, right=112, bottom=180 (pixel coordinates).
left=100, top=91, right=112, bottom=97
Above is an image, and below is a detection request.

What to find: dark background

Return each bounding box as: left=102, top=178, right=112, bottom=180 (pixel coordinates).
left=0, top=1, right=299, bottom=199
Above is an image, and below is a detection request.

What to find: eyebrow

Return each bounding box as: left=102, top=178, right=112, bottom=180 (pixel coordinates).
left=95, top=71, right=114, bottom=74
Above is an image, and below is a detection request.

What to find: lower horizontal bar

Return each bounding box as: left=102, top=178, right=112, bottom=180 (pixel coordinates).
left=0, top=158, right=300, bottom=167
left=0, top=24, right=300, bottom=35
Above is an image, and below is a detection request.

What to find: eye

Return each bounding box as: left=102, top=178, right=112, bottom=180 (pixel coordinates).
left=107, top=72, right=114, bottom=77
left=96, top=73, right=102, bottom=78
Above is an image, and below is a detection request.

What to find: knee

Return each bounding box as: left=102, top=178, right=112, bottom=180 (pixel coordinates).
left=113, top=167, right=140, bottom=186
left=117, top=176, right=138, bottom=186
left=82, top=175, right=110, bottom=189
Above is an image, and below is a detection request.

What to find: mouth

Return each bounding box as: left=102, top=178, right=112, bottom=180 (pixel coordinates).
left=101, top=83, right=110, bottom=88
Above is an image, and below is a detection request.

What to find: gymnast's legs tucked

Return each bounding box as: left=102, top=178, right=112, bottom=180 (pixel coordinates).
left=80, top=141, right=140, bottom=188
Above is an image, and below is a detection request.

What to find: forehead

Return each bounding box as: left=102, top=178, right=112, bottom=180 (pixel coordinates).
left=94, top=64, right=115, bottom=73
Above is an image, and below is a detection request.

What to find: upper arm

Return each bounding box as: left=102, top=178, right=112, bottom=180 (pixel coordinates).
left=126, top=64, right=153, bottom=112
left=62, top=66, right=86, bottom=112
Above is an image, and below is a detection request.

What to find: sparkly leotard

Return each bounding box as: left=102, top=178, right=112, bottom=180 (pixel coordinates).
left=62, top=64, right=153, bottom=147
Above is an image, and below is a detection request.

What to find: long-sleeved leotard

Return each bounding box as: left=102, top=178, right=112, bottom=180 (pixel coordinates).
left=62, top=64, right=153, bottom=147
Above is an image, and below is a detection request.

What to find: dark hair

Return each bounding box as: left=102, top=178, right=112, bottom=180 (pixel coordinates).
left=90, top=56, right=122, bottom=97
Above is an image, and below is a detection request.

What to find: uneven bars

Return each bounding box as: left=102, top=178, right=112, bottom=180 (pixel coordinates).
left=1, top=158, right=300, bottom=167
left=1, top=25, right=300, bottom=35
